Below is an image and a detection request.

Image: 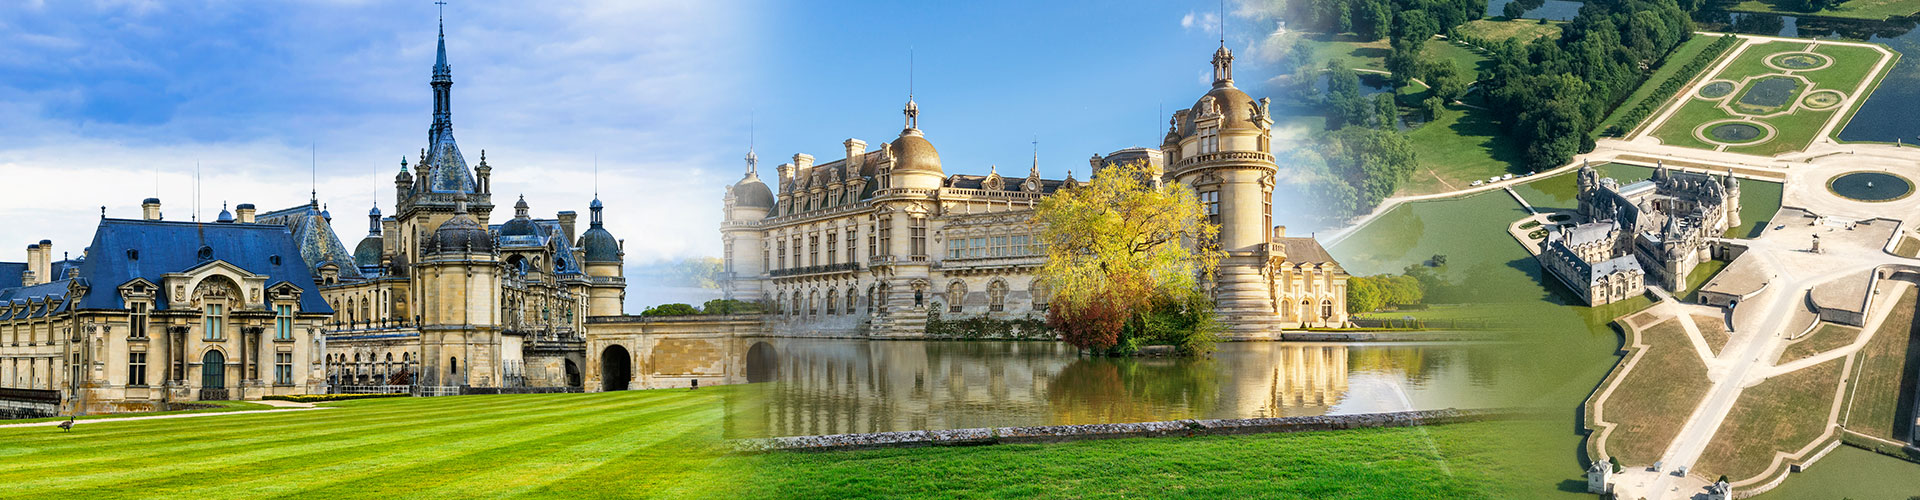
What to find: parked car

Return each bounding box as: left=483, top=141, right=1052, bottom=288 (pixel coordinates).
left=1471, top=180, right=1484, bottom=186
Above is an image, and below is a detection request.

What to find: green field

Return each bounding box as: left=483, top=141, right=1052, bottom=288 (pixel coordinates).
left=1842, top=288, right=1919, bottom=442
left=1695, top=358, right=1845, bottom=482
left=1723, top=0, right=1920, bottom=21
left=0, top=389, right=747, bottom=499
left=1781, top=323, right=1861, bottom=363
left=1647, top=39, right=1891, bottom=156
left=1597, top=318, right=1712, bottom=466
left=1454, top=19, right=1564, bottom=45
left=1748, top=446, right=1920, bottom=499
left=1402, top=102, right=1529, bottom=194
left=1597, top=35, right=1730, bottom=137
left=1306, top=34, right=1491, bottom=76
left=739, top=420, right=1525, bottom=499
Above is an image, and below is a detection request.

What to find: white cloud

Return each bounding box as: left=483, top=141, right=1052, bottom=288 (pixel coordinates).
left=1181, top=11, right=1196, bottom=29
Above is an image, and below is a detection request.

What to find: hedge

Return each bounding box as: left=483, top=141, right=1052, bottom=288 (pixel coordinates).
left=1603, top=35, right=1741, bottom=138
left=265, top=393, right=409, bottom=403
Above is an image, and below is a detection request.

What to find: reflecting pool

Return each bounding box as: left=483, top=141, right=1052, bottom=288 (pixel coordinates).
left=726, top=339, right=1515, bottom=438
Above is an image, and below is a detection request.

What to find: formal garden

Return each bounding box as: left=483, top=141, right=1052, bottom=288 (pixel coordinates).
left=1647, top=39, right=1895, bottom=156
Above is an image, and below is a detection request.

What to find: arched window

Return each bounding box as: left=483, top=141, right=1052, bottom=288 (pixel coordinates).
left=791, top=293, right=801, bottom=317
left=1031, top=280, right=1049, bottom=311
left=1321, top=300, right=1333, bottom=320
left=825, top=290, right=839, bottom=315
left=450, top=357, right=459, bottom=374
left=947, top=281, right=967, bottom=313
left=808, top=291, right=818, bottom=315
left=988, top=280, right=1007, bottom=312
left=1301, top=300, right=1312, bottom=322
left=846, top=287, right=857, bottom=313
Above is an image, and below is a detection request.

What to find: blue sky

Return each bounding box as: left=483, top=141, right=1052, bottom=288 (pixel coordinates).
left=0, top=1, right=1300, bottom=276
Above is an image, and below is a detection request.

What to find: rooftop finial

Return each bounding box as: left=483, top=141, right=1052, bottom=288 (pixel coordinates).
left=746, top=111, right=758, bottom=176
left=904, top=47, right=919, bottom=130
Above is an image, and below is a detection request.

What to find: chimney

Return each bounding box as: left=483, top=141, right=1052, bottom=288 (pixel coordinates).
left=844, top=139, right=867, bottom=169
left=37, top=240, right=52, bottom=284
left=793, top=153, right=815, bottom=180
left=777, top=162, right=796, bottom=189
left=557, top=211, right=579, bottom=244
left=1088, top=154, right=1104, bottom=172
left=24, top=243, right=42, bottom=285
left=1273, top=226, right=1287, bottom=238
left=236, top=203, right=256, bottom=224
left=141, top=198, right=162, bottom=221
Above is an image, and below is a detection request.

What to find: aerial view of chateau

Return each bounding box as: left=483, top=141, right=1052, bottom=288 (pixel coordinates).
left=7, top=0, right=1920, bottom=498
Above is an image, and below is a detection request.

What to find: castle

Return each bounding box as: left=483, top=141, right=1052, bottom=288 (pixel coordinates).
left=720, top=46, right=1350, bottom=339
left=1538, top=161, right=1740, bottom=305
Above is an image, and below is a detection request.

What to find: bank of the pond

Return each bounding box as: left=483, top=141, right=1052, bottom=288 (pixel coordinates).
left=732, top=419, right=1536, bottom=499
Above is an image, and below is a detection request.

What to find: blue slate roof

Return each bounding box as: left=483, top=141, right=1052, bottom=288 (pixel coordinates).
left=0, top=279, right=74, bottom=320
left=489, top=218, right=585, bottom=276
left=69, top=218, right=333, bottom=313
left=0, top=262, right=23, bottom=290
left=257, top=203, right=365, bottom=281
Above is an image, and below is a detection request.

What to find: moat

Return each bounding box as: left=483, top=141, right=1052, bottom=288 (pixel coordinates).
left=725, top=339, right=1512, bottom=438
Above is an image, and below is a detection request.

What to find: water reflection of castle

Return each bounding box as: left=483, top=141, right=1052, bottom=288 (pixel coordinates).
left=731, top=341, right=1384, bottom=438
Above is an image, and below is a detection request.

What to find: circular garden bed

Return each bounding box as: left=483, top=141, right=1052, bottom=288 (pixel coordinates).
left=1768, top=52, right=1833, bottom=71
left=1699, top=81, right=1736, bottom=99
left=1801, top=90, right=1844, bottom=110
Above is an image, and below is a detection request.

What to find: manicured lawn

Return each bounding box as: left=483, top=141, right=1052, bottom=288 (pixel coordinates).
left=1597, top=319, right=1712, bottom=466
left=1306, top=34, right=1489, bottom=75
left=1723, top=0, right=1920, bottom=20
left=1695, top=358, right=1845, bottom=482
left=0, top=388, right=748, bottom=499
left=1748, top=446, right=1920, bottom=499
left=1597, top=35, right=1730, bottom=137
left=1781, top=323, right=1861, bottom=363
left=1896, top=237, right=1920, bottom=257
left=1693, top=313, right=1731, bottom=357
left=1402, top=102, right=1529, bottom=195
left=1454, top=19, right=1563, bottom=44
left=1647, top=38, right=1891, bottom=156
left=1842, top=288, right=1919, bottom=442
left=737, top=421, right=1526, bottom=499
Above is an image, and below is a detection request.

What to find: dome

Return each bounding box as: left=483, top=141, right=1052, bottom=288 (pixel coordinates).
left=890, top=131, right=942, bottom=174
left=354, top=235, right=384, bottom=268
left=499, top=217, right=538, bottom=237
left=424, top=213, right=493, bottom=254
left=216, top=207, right=234, bottom=223
left=1191, top=85, right=1259, bottom=132
left=580, top=226, right=620, bottom=263
left=732, top=175, right=775, bottom=209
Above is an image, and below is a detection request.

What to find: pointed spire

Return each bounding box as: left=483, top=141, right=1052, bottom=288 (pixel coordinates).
left=903, top=48, right=919, bottom=131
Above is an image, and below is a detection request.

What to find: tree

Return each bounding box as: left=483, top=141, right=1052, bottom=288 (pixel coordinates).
left=1609, top=456, right=1623, bottom=473
left=1358, top=0, right=1394, bottom=41
left=1373, top=93, right=1399, bottom=129
left=1422, top=95, right=1446, bottom=121
left=1032, top=161, right=1223, bottom=353
left=1325, top=60, right=1366, bottom=129
left=1502, top=1, right=1526, bottom=19
left=1348, top=277, right=1386, bottom=313
left=702, top=298, right=762, bottom=315
left=667, top=257, right=724, bottom=288
left=640, top=303, right=701, bottom=317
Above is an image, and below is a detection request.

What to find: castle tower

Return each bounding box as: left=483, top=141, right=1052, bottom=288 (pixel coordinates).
left=397, top=15, right=491, bottom=270
left=579, top=197, right=626, bottom=316
left=869, top=97, right=944, bottom=335
left=722, top=149, right=773, bottom=302
left=1161, top=45, right=1280, bottom=338
left=416, top=193, right=502, bottom=387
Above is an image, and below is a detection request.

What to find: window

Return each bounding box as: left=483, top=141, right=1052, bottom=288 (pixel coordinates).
left=203, top=303, right=225, bottom=341
left=846, top=287, right=857, bottom=313
left=1201, top=191, right=1220, bottom=225
left=791, top=293, right=801, bottom=317
left=845, top=228, right=858, bottom=264
left=778, top=241, right=787, bottom=269
left=275, top=353, right=293, bottom=385
left=275, top=304, right=294, bottom=340
left=826, top=233, right=837, bottom=266
left=127, top=352, right=147, bottom=386
left=1032, top=280, right=1050, bottom=311
left=1010, top=235, right=1030, bottom=257
left=988, top=281, right=1007, bottom=312
left=808, top=291, right=818, bottom=315
left=877, top=219, right=892, bottom=258
left=763, top=245, right=770, bottom=272
left=808, top=234, right=819, bottom=266
left=450, top=357, right=459, bottom=374
left=947, top=237, right=967, bottom=260
left=948, top=281, right=966, bottom=313
left=1321, top=300, right=1333, bottom=320
left=129, top=302, right=149, bottom=339
left=909, top=218, right=927, bottom=257
left=792, top=237, right=802, bottom=267
left=826, top=290, right=838, bottom=315
left=1199, top=126, right=1220, bottom=153
left=990, top=236, right=1009, bottom=258
left=724, top=241, right=735, bottom=273
left=969, top=238, right=987, bottom=258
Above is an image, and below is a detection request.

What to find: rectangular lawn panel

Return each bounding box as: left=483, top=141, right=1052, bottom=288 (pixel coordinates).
left=1842, top=288, right=1920, bottom=442
left=1597, top=319, right=1713, bottom=466
left=1695, top=358, right=1845, bottom=482
left=1781, top=323, right=1862, bottom=364
left=1645, top=38, right=1889, bottom=156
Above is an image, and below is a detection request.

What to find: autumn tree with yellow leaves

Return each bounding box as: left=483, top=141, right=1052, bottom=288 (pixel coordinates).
left=1030, top=161, right=1224, bottom=355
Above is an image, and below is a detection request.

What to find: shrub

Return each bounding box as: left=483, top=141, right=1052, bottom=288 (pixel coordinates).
left=701, top=298, right=762, bottom=315
left=926, top=303, right=1056, bottom=340
left=640, top=303, right=702, bottom=317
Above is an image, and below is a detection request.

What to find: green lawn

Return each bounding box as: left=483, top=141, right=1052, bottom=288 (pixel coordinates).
left=1597, top=35, right=1729, bottom=138
left=1455, top=19, right=1564, bottom=45
left=1842, top=288, right=1919, bottom=442
left=1695, top=358, right=1845, bottom=482
left=1306, top=34, right=1490, bottom=76
left=737, top=420, right=1527, bottom=499
left=0, top=389, right=748, bottom=499
left=1402, top=102, right=1529, bottom=195
left=1647, top=39, right=1891, bottom=157
left=1781, top=323, right=1861, bottom=364
left=1597, top=319, right=1712, bottom=466
left=1723, top=0, right=1920, bottom=21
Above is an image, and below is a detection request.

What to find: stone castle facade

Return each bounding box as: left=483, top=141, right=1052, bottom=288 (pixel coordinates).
left=720, top=47, right=1349, bottom=339
left=1538, top=161, right=1740, bottom=305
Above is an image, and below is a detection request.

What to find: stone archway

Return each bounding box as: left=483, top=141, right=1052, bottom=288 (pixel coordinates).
left=564, top=359, right=582, bottom=388
left=601, top=345, right=631, bottom=392
left=746, top=341, right=778, bottom=383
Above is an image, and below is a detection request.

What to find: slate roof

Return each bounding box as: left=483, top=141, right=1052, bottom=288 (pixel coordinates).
left=0, top=262, right=24, bottom=290
left=256, top=203, right=364, bottom=281
left=1276, top=237, right=1340, bottom=266
left=64, top=218, right=332, bottom=313
left=944, top=174, right=1066, bottom=194
left=489, top=218, right=586, bottom=276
